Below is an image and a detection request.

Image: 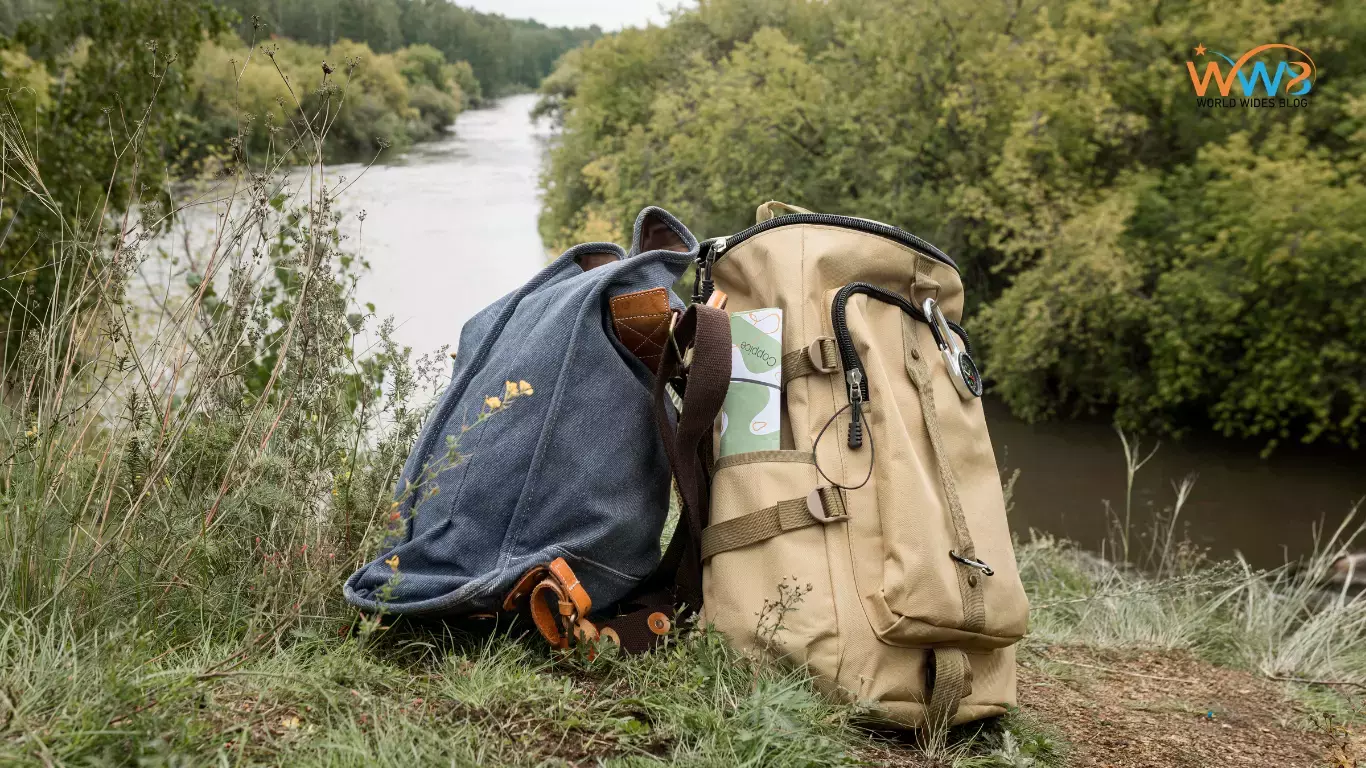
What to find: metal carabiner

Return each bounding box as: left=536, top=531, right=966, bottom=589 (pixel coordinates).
left=922, top=297, right=983, bottom=400
left=950, top=550, right=995, bottom=576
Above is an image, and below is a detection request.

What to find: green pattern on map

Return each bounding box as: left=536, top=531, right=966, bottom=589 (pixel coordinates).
left=719, top=309, right=783, bottom=458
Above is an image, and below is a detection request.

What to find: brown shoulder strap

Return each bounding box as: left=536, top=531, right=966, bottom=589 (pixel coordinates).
left=649, top=303, right=731, bottom=615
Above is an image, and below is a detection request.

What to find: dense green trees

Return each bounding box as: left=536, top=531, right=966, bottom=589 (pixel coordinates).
left=0, top=0, right=225, bottom=332
left=213, top=0, right=599, bottom=97
left=538, top=0, right=1366, bottom=449
left=187, top=35, right=470, bottom=162
left=1, top=0, right=600, bottom=101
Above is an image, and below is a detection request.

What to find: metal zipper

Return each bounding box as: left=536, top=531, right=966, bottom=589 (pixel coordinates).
left=709, top=213, right=956, bottom=271
left=830, top=282, right=971, bottom=448
left=693, top=213, right=955, bottom=305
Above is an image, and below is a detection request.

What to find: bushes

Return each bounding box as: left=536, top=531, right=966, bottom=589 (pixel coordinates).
left=0, top=0, right=224, bottom=341
left=982, top=128, right=1366, bottom=449
left=187, top=35, right=468, bottom=163
left=536, top=0, right=1366, bottom=449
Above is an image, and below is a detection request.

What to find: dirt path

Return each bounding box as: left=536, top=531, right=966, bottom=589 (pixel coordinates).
left=1020, top=645, right=1333, bottom=767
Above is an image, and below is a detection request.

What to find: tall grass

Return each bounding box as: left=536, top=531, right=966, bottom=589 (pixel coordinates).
left=1022, top=433, right=1366, bottom=703
left=0, top=32, right=434, bottom=649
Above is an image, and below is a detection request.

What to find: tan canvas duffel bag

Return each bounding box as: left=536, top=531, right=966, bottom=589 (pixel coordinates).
left=694, top=201, right=1029, bottom=728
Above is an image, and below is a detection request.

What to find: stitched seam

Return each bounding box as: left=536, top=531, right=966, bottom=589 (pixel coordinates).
left=610, top=287, right=666, bottom=313
left=617, top=315, right=669, bottom=358
left=612, top=289, right=670, bottom=363
left=619, top=320, right=668, bottom=347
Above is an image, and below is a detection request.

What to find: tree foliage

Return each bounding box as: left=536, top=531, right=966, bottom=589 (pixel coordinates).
left=0, top=0, right=581, bottom=341
left=212, top=0, right=599, bottom=98
left=0, top=0, right=225, bottom=336
left=186, top=34, right=468, bottom=163
left=537, top=0, right=1366, bottom=450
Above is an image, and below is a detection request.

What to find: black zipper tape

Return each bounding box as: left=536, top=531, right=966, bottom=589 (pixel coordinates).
left=712, top=213, right=956, bottom=271
left=830, top=282, right=971, bottom=447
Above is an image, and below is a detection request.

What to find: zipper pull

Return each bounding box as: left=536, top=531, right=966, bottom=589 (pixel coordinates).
left=846, top=369, right=864, bottom=449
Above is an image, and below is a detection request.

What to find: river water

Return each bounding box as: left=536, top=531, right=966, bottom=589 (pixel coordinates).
left=333, top=94, right=1362, bottom=567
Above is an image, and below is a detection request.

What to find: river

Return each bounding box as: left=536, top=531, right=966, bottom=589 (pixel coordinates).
left=335, top=95, right=1362, bottom=568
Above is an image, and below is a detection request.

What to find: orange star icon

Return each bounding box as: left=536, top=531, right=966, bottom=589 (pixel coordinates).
left=1194, top=43, right=1207, bottom=56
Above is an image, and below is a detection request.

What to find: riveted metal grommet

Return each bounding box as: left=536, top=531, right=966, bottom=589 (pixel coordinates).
left=647, top=612, right=671, bottom=635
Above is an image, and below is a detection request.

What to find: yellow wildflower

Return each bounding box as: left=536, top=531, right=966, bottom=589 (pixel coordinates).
left=518, top=380, right=534, bottom=396
left=385, top=555, right=399, bottom=571
left=504, top=380, right=519, bottom=400
left=281, top=715, right=300, bottom=730
left=484, top=396, right=502, bottom=411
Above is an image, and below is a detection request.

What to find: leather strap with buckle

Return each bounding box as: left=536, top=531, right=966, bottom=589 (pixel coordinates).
left=503, top=557, right=680, bottom=656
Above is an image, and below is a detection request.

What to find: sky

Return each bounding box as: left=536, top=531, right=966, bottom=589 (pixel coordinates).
left=458, top=0, right=680, bottom=30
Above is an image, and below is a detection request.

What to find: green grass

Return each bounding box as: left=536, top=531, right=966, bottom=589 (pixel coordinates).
left=1, top=614, right=1069, bottom=766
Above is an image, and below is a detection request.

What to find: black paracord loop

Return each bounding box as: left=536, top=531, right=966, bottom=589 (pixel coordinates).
left=812, top=402, right=875, bottom=491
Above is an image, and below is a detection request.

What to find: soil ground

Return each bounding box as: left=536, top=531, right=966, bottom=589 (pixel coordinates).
left=1019, top=645, right=1337, bottom=767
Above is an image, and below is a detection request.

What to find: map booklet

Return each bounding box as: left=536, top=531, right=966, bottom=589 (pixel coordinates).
left=718, top=308, right=783, bottom=458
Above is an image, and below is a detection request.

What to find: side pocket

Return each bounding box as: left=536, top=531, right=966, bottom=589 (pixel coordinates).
left=828, top=289, right=1026, bottom=650
left=702, top=452, right=841, bottom=679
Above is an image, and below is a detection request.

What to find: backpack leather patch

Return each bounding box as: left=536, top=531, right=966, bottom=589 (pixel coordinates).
left=611, top=288, right=671, bottom=373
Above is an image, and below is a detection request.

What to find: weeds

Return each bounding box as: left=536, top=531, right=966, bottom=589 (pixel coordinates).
left=1023, top=439, right=1366, bottom=731
left=0, top=27, right=428, bottom=663
left=754, top=576, right=814, bottom=654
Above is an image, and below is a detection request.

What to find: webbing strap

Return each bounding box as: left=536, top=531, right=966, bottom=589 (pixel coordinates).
left=700, top=487, right=846, bottom=560
left=926, top=648, right=971, bottom=730
left=650, top=304, right=731, bottom=609
left=904, top=314, right=986, bottom=635
left=780, top=338, right=840, bottom=387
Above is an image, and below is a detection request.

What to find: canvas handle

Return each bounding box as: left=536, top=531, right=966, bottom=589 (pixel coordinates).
left=755, top=200, right=812, bottom=223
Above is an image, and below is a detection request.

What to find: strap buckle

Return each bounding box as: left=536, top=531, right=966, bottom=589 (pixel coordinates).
left=806, top=487, right=847, bottom=524
left=807, top=337, right=838, bottom=374
left=505, top=557, right=595, bottom=650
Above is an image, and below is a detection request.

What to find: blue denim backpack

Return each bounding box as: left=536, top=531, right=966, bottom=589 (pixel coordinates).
left=345, top=208, right=730, bottom=652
